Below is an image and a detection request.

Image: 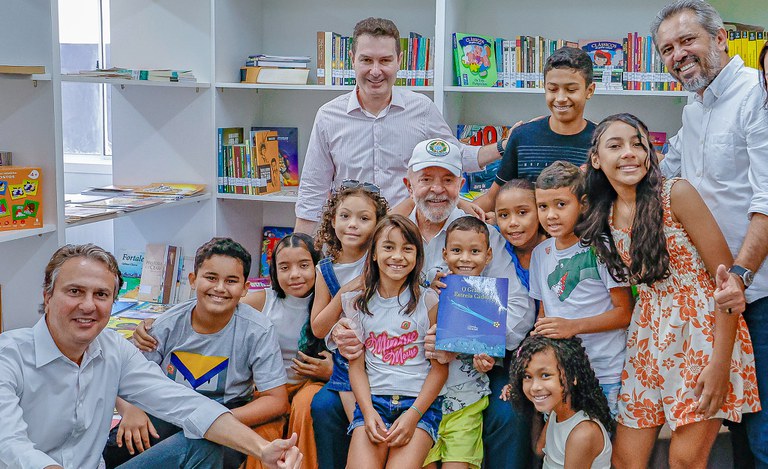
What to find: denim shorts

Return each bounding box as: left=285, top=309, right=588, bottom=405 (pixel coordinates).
left=600, top=382, right=621, bottom=420
left=348, top=394, right=443, bottom=442
left=326, top=350, right=351, bottom=392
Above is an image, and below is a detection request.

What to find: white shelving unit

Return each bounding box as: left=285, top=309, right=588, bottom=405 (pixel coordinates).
left=2, top=0, right=759, bottom=331
left=0, top=0, right=64, bottom=331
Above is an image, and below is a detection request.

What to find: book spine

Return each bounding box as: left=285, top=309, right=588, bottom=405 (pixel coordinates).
left=317, top=31, right=325, bottom=85
left=452, top=33, right=460, bottom=86
left=217, top=129, right=224, bottom=193
left=495, top=37, right=504, bottom=87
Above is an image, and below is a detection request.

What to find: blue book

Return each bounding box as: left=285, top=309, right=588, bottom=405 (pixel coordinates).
left=435, top=275, right=508, bottom=357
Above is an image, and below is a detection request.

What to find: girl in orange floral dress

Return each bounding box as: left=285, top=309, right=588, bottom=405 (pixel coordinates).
left=578, top=113, right=760, bottom=468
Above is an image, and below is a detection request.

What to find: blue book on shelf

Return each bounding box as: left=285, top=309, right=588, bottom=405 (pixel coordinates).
left=435, top=275, right=507, bottom=357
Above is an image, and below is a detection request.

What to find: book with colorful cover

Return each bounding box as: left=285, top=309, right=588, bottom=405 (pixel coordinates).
left=135, top=182, right=206, bottom=197
left=260, top=226, right=294, bottom=277
left=137, top=244, right=167, bottom=303
left=250, top=130, right=281, bottom=195
left=250, top=127, right=299, bottom=186
left=106, top=317, right=143, bottom=340
left=0, top=167, right=43, bottom=231
left=435, top=275, right=508, bottom=357
left=248, top=277, right=271, bottom=291
left=118, top=301, right=174, bottom=319
left=217, top=127, right=244, bottom=193
left=649, top=131, right=667, bottom=155
left=457, top=124, right=510, bottom=192
left=117, top=249, right=144, bottom=299
left=453, top=33, right=498, bottom=87
left=579, top=40, right=624, bottom=90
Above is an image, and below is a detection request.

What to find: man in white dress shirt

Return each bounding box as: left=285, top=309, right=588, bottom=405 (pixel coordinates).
left=650, top=1, right=768, bottom=467
left=0, top=244, right=301, bottom=469
left=295, top=17, right=505, bottom=234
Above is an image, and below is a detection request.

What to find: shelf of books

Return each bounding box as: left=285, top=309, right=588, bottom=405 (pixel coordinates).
left=66, top=193, right=210, bottom=228
left=444, top=85, right=690, bottom=97
left=62, top=75, right=209, bottom=89
left=216, top=191, right=298, bottom=204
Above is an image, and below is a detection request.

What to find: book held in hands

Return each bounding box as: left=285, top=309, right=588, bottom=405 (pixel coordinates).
left=436, top=275, right=508, bottom=357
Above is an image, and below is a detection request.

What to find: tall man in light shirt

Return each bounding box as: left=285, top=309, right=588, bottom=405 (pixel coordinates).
left=318, top=139, right=536, bottom=469
left=651, top=1, right=768, bottom=466
left=295, top=17, right=505, bottom=234
left=0, top=244, right=301, bottom=469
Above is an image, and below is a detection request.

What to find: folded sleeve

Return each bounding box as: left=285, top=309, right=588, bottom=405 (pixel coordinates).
left=744, top=90, right=768, bottom=217
left=296, top=110, right=335, bottom=221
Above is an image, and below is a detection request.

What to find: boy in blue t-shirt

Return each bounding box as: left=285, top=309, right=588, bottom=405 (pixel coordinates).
left=475, top=46, right=597, bottom=212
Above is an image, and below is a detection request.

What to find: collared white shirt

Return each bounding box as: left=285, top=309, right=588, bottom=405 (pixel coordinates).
left=296, top=87, right=481, bottom=221
left=0, top=317, right=228, bottom=469
left=661, top=56, right=768, bottom=302
left=409, top=207, right=536, bottom=350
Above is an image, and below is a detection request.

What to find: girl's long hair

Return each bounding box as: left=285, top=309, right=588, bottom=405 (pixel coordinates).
left=355, top=215, right=424, bottom=316
left=314, top=186, right=389, bottom=260
left=509, top=335, right=615, bottom=433
left=576, top=113, right=670, bottom=284
left=270, top=233, right=326, bottom=357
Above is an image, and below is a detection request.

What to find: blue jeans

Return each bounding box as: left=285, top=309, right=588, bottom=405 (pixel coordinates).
left=311, top=383, right=350, bottom=469
left=599, top=382, right=621, bottom=420
left=484, top=365, right=531, bottom=469
left=348, top=395, right=443, bottom=442
left=115, top=431, right=222, bottom=469
left=740, top=296, right=768, bottom=468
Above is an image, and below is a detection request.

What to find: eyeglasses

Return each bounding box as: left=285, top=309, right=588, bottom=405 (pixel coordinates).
left=339, top=179, right=381, bottom=195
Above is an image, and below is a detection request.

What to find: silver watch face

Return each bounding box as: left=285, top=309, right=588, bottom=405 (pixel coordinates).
left=744, top=270, right=755, bottom=287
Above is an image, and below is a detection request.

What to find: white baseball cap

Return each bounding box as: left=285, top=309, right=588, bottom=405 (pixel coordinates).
left=408, top=138, right=462, bottom=177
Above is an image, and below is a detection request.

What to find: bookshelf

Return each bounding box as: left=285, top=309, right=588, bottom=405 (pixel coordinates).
left=1, top=0, right=761, bottom=331
left=0, top=0, right=64, bottom=331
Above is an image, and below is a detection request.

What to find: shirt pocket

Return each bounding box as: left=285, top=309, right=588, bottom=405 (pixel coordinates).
left=704, top=133, right=735, bottom=181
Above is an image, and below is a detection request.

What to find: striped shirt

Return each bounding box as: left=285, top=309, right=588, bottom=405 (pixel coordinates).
left=296, top=86, right=481, bottom=221
left=495, top=117, right=595, bottom=184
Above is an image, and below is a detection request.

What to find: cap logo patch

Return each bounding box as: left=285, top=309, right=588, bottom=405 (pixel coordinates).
left=426, top=139, right=449, bottom=157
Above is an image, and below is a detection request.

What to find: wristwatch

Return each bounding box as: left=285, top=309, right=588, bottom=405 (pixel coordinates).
left=496, top=138, right=506, bottom=156
left=729, top=265, right=754, bottom=288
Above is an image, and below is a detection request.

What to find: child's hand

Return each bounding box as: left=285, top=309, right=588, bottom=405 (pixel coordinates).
left=500, top=383, right=512, bottom=401
left=532, top=317, right=579, bottom=339
left=713, top=264, right=746, bottom=315
left=484, top=211, right=497, bottom=226
left=694, top=361, right=729, bottom=418
left=132, top=318, right=157, bottom=352
left=429, top=271, right=448, bottom=293
left=362, top=411, right=388, bottom=444
left=339, top=275, right=364, bottom=294
left=423, top=324, right=457, bottom=364
left=386, top=407, right=420, bottom=447
left=291, top=350, right=333, bottom=381
left=473, top=353, right=495, bottom=373
left=116, top=405, right=159, bottom=455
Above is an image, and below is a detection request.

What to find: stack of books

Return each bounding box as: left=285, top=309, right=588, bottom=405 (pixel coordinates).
left=69, top=67, right=196, bottom=83
left=241, top=55, right=311, bottom=85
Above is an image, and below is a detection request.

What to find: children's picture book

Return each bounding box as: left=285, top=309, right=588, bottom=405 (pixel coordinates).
left=435, top=275, right=508, bottom=357
left=117, top=249, right=144, bottom=299
left=106, top=317, right=143, bottom=340
left=0, top=167, right=43, bottom=231
left=251, top=130, right=281, bottom=195
left=649, top=131, right=668, bottom=155
left=111, top=300, right=137, bottom=315
left=260, top=226, right=293, bottom=277
left=250, top=127, right=299, bottom=187
left=453, top=33, right=498, bottom=87
left=134, top=182, right=206, bottom=197
left=117, top=301, right=174, bottom=319
left=579, top=40, right=624, bottom=90
left=137, top=244, right=168, bottom=303
left=457, top=124, right=510, bottom=192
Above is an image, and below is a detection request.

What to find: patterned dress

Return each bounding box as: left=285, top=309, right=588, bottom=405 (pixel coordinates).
left=611, top=178, right=760, bottom=430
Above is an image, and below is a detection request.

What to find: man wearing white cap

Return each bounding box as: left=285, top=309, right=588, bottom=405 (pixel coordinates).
left=320, top=138, right=536, bottom=469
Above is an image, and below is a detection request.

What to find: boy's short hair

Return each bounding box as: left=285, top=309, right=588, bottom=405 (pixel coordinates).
left=352, top=17, right=401, bottom=55
left=543, top=47, right=593, bottom=86
left=194, top=237, right=252, bottom=279
left=536, top=161, right=585, bottom=197
left=445, top=216, right=490, bottom=249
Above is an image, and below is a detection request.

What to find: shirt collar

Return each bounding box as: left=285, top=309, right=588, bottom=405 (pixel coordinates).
left=699, top=55, right=742, bottom=106
left=346, top=86, right=405, bottom=115
left=33, top=315, right=103, bottom=368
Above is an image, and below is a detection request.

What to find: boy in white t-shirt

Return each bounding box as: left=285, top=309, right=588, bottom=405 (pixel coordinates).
left=424, top=216, right=495, bottom=469
left=529, top=161, right=633, bottom=416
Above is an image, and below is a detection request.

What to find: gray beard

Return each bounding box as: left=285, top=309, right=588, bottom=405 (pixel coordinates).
left=677, top=44, right=723, bottom=93
left=415, top=197, right=458, bottom=224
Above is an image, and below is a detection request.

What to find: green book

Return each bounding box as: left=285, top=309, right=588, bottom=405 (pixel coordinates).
left=453, top=33, right=498, bottom=87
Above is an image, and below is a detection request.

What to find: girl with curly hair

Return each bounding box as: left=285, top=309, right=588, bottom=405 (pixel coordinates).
left=578, top=113, right=759, bottom=468
left=310, top=181, right=389, bottom=423
left=509, top=335, right=613, bottom=469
